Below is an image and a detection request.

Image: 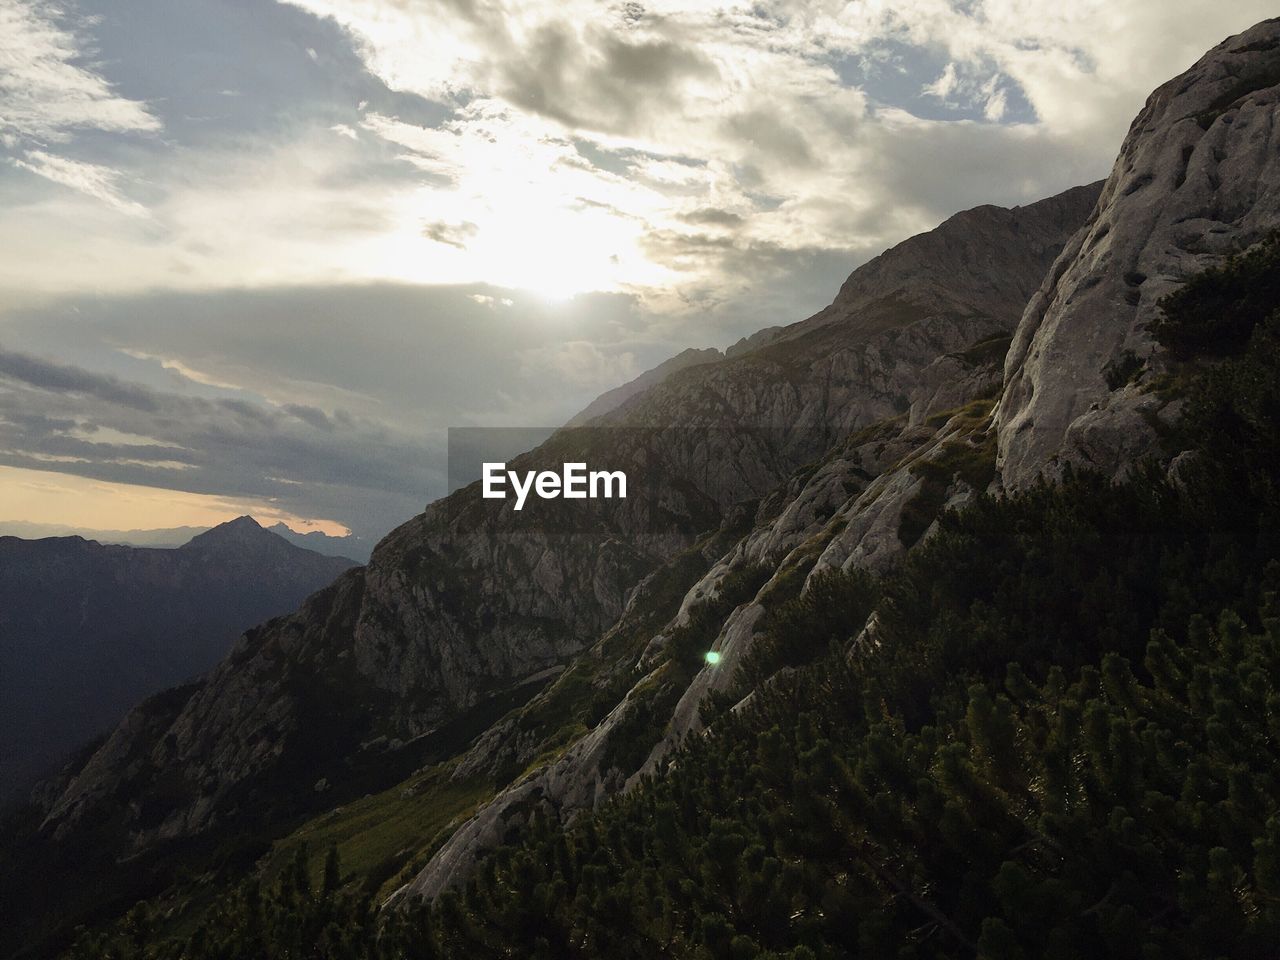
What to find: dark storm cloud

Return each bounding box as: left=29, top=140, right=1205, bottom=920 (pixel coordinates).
left=0, top=349, right=160, bottom=412
left=499, top=23, right=717, bottom=134
left=423, top=221, right=479, bottom=248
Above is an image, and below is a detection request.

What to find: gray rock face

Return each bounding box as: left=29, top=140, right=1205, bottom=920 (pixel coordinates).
left=726, top=184, right=1102, bottom=358
left=997, top=18, right=1280, bottom=488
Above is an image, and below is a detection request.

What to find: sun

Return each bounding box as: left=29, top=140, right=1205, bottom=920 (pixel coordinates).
left=477, top=205, right=630, bottom=301
left=360, top=165, right=678, bottom=299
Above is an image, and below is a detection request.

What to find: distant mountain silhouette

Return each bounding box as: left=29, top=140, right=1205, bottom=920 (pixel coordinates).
left=0, top=517, right=355, bottom=808
left=0, top=519, right=371, bottom=561
left=266, top=522, right=371, bottom=561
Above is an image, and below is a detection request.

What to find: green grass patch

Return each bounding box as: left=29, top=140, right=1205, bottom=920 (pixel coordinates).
left=258, top=764, right=490, bottom=902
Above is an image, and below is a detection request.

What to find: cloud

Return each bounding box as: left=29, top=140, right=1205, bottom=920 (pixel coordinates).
left=497, top=23, right=718, bottom=133
left=0, top=343, right=436, bottom=537
left=6, top=0, right=1272, bottom=314
left=10, top=151, right=149, bottom=215
left=0, top=345, right=160, bottom=410
left=3, top=0, right=1277, bottom=541
left=519, top=340, right=639, bottom=391
left=0, top=282, right=716, bottom=536
left=923, top=62, right=959, bottom=100
left=423, top=219, right=478, bottom=249
left=1, top=0, right=159, bottom=213
left=0, top=0, right=159, bottom=141
left=678, top=207, right=745, bottom=228
left=254, top=0, right=1265, bottom=325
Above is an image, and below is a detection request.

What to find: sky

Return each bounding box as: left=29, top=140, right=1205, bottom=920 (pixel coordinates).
left=0, top=0, right=1273, bottom=543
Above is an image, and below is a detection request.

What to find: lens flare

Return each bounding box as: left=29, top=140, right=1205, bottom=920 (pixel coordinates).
left=705, top=650, right=722, bottom=665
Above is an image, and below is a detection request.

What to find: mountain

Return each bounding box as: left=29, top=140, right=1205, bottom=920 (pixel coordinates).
left=566, top=347, right=723, bottom=425
left=6, top=19, right=1280, bottom=959
left=27, top=178, right=1096, bottom=851
left=0, top=520, right=372, bottom=562
left=724, top=183, right=1103, bottom=358
left=0, top=518, right=356, bottom=811
left=0, top=521, right=210, bottom=549
left=997, top=20, right=1280, bottom=487
left=266, top=523, right=371, bottom=562
left=0, top=182, right=1097, bottom=954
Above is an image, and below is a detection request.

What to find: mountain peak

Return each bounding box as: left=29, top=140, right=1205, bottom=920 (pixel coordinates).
left=181, top=515, right=274, bottom=551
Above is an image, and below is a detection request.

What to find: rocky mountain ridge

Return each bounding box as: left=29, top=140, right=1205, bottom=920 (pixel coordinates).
left=566, top=347, right=723, bottom=425
left=726, top=184, right=1102, bottom=358
left=0, top=519, right=369, bottom=561
left=998, top=18, right=1280, bottom=488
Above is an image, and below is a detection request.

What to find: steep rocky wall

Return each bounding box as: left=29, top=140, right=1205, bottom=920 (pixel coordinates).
left=997, top=18, right=1280, bottom=488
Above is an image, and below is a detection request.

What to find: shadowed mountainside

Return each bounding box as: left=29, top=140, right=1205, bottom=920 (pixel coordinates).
left=0, top=517, right=355, bottom=810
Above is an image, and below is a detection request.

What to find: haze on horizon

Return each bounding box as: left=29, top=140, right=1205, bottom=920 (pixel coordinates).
left=0, top=0, right=1271, bottom=542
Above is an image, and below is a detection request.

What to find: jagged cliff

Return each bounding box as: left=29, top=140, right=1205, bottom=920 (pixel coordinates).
left=998, top=19, right=1280, bottom=487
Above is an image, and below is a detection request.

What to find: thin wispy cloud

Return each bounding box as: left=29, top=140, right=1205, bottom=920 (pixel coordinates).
left=11, top=150, right=148, bottom=214
left=1, top=0, right=158, bottom=211
left=0, top=0, right=159, bottom=141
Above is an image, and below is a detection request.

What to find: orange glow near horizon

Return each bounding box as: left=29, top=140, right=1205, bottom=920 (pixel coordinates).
left=0, top=465, right=351, bottom=537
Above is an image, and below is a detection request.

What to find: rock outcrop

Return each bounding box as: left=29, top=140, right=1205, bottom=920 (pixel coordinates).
left=998, top=18, right=1280, bottom=488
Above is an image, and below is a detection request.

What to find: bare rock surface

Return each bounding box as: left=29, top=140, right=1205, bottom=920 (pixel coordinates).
left=998, top=19, right=1280, bottom=488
